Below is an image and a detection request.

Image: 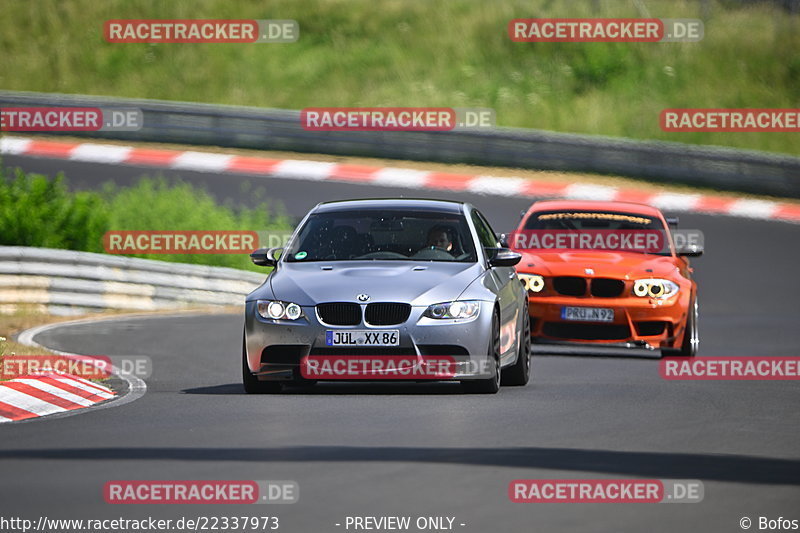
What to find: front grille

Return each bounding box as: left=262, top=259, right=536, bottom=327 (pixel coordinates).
left=591, top=278, right=626, bottom=298
left=553, top=276, right=587, bottom=297
left=309, top=347, right=417, bottom=356
left=635, top=321, right=668, bottom=336
left=542, top=322, right=630, bottom=340
left=551, top=277, right=625, bottom=298
left=317, top=302, right=361, bottom=325
left=365, top=302, right=411, bottom=325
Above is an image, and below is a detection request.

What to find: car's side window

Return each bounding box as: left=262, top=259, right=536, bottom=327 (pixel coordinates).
left=471, top=210, right=499, bottom=249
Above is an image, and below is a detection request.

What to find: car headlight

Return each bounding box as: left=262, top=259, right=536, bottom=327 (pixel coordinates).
left=423, top=300, right=481, bottom=319
left=518, top=273, right=545, bottom=293
left=632, top=279, right=679, bottom=299
left=257, top=300, right=304, bottom=320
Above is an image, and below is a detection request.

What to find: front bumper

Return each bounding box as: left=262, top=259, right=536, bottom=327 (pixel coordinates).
left=244, top=301, right=496, bottom=381
left=527, top=293, right=690, bottom=349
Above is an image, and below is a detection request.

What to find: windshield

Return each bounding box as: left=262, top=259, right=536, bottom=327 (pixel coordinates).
left=519, top=210, right=672, bottom=256
left=284, top=209, right=477, bottom=262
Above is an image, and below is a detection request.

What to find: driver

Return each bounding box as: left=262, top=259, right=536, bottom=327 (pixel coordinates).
left=423, top=225, right=454, bottom=254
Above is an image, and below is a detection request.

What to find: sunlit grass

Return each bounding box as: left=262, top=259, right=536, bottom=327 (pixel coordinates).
left=0, top=0, right=797, bottom=154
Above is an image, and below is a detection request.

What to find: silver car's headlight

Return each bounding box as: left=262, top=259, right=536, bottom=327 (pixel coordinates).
left=518, top=273, right=545, bottom=293
left=423, top=300, right=481, bottom=320
left=632, top=279, right=679, bottom=299
left=257, top=300, right=304, bottom=320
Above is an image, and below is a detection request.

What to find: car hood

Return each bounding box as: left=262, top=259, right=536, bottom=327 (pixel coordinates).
left=517, top=251, right=680, bottom=279
left=260, top=261, right=484, bottom=306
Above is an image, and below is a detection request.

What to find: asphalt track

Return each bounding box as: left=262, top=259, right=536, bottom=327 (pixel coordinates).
left=1, top=154, right=799, bottom=532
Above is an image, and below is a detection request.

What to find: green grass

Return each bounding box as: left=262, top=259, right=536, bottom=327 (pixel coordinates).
left=0, top=165, right=291, bottom=271
left=0, top=0, right=798, bottom=155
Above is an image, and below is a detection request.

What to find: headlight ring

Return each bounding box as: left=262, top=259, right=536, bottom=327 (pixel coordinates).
left=519, top=274, right=545, bottom=293
left=257, top=300, right=304, bottom=320
left=632, top=279, right=679, bottom=300
left=423, top=300, right=481, bottom=320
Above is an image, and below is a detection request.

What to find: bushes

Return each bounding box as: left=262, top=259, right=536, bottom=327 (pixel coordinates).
left=0, top=165, right=291, bottom=271
left=0, top=168, right=109, bottom=252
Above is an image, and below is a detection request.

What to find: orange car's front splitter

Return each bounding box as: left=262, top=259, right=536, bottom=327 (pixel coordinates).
left=527, top=295, right=689, bottom=349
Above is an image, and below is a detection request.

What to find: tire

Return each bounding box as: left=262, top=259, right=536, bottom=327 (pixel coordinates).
left=661, top=295, right=698, bottom=358
left=242, top=337, right=282, bottom=394
left=502, top=310, right=531, bottom=386
left=462, top=311, right=501, bottom=394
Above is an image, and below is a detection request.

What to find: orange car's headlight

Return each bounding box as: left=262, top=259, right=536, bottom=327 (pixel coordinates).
left=519, top=274, right=545, bottom=293
left=632, top=279, right=679, bottom=299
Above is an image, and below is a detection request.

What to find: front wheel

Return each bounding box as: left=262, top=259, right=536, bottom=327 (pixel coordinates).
left=462, top=312, right=501, bottom=394
left=502, top=311, right=531, bottom=386
left=661, top=296, right=698, bottom=358
left=242, top=338, right=282, bottom=394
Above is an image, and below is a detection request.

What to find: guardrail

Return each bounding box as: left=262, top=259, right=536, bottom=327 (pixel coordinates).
left=0, top=246, right=264, bottom=314
left=1, top=90, right=799, bottom=198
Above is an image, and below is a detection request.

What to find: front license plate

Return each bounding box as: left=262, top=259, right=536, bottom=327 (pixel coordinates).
left=325, top=330, right=400, bottom=346
left=561, top=306, right=614, bottom=322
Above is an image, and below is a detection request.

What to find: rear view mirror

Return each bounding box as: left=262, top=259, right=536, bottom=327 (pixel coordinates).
left=370, top=219, right=404, bottom=232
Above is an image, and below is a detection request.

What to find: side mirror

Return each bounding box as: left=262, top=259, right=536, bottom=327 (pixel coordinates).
left=486, top=248, right=522, bottom=267
left=672, top=228, right=703, bottom=257
left=250, top=247, right=282, bottom=267
left=678, top=245, right=703, bottom=258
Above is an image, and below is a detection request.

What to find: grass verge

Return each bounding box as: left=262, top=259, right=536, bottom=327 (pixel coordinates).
left=1, top=0, right=798, bottom=155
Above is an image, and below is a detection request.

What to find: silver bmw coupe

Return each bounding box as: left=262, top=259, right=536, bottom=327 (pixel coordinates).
left=243, top=198, right=531, bottom=394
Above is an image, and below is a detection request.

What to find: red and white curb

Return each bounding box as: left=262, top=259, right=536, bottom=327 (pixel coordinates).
left=2, top=135, right=799, bottom=224
left=5, top=316, right=149, bottom=423
left=0, top=371, right=115, bottom=423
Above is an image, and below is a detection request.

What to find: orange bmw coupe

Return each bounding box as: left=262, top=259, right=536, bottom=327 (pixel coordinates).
left=509, top=200, right=701, bottom=357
